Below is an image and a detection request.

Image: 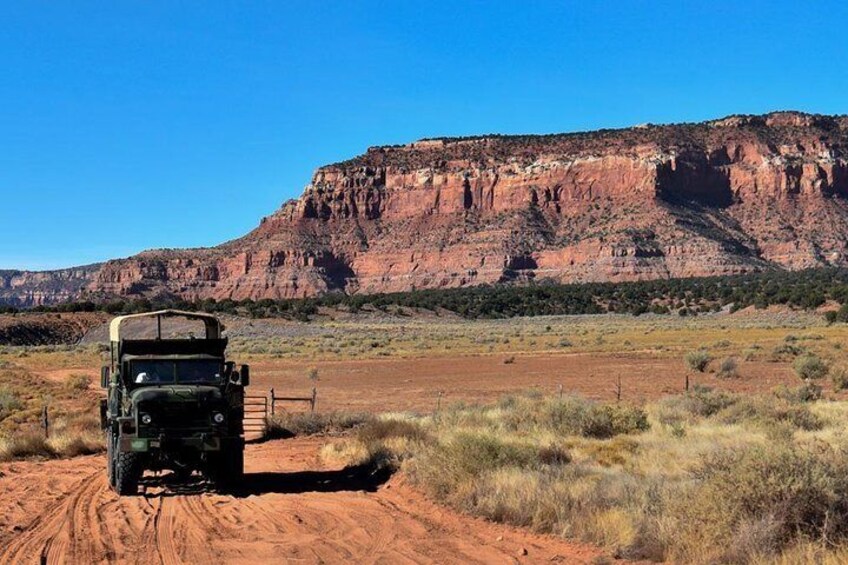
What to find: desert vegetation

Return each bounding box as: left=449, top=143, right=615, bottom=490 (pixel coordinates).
left=21, top=266, right=848, bottom=320
left=685, top=349, right=711, bottom=372
left=0, top=360, right=103, bottom=462
left=1, top=308, right=848, bottom=464
left=321, top=389, right=848, bottom=563
left=794, top=354, right=830, bottom=380
left=265, top=410, right=371, bottom=439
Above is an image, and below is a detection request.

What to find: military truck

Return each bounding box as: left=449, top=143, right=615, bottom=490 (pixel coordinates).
left=100, top=310, right=249, bottom=495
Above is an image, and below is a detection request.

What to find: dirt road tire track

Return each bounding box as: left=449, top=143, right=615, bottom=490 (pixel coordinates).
left=0, top=439, right=613, bottom=564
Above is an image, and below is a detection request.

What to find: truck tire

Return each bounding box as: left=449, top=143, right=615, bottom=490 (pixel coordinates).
left=229, top=449, right=244, bottom=483
left=208, top=449, right=243, bottom=491
left=106, top=429, right=116, bottom=488
left=115, top=451, right=142, bottom=496
left=172, top=465, right=193, bottom=482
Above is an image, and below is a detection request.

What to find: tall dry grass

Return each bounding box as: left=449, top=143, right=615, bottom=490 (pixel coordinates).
left=0, top=360, right=104, bottom=461
left=265, top=410, right=372, bottom=438
left=323, top=390, right=848, bottom=563
left=0, top=413, right=104, bottom=462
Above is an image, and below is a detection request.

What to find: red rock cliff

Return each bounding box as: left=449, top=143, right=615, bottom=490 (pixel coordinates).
left=4, top=111, right=848, bottom=306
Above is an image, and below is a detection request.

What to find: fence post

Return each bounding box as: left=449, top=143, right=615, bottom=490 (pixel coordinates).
left=311, top=387, right=317, bottom=413
left=270, top=388, right=275, bottom=416
left=558, top=384, right=563, bottom=401
left=685, top=373, right=690, bottom=392
left=42, top=405, right=49, bottom=438
left=614, top=375, right=622, bottom=403
left=436, top=391, right=443, bottom=414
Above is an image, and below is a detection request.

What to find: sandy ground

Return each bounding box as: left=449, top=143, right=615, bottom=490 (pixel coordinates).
left=0, top=438, right=613, bottom=564
left=248, top=352, right=799, bottom=414
left=32, top=351, right=800, bottom=417
left=3, top=335, right=804, bottom=564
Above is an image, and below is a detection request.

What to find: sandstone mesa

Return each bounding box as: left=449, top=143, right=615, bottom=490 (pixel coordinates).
left=4, top=111, right=848, bottom=307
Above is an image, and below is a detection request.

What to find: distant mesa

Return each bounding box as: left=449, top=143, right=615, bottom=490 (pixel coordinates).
left=4, top=110, right=848, bottom=307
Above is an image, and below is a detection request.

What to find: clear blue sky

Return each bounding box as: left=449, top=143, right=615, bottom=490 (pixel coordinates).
left=3, top=1, right=847, bottom=270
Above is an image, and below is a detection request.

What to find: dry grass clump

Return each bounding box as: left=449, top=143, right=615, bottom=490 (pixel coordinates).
left=494, top=393, right=650, bottom=439
left=774, top=382, right=823, bottom=404
left=716, top=397, right=822, bottom=433
left=684, top=349, right=711, bottom=372
left=0, top=433, right=103, bottom=462
left=411, top=432, right=544, bottom=500
left=717, top=356, right=739, bottom=378
left=793, top=354, right=830, bottom=380
left=742, top=346, right=761, bottom=361
left=0, top=386, right=23, bottom=419
left=666, top=443, right=848, bottom=563
left=63, top=373, right=92, bottom=393
left=265, top=411, right=372, bottom=438
left=831, top=365, right=848, bottom=391
left=47, top=414, right=104, bottom=456
left=0, top=432, right=56, bottom=460
left=321, top=415, right=430, bottom=468
left=654, top=385, right=822, bottom=433
left=653, top=385, right=736, bottom=424
left=770, top=343, right=806, bottom=362
left=0, top=414, right=104, bottom=461
left=355, top=417, right=428, bottom=445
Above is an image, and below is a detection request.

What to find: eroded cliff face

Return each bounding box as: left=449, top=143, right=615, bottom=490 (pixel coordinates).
left=0, top=266, right=101, bottom=308
left=6, top=111, right=848, bottom=306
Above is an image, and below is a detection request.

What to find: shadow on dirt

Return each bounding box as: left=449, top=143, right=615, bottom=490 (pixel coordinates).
left=232, top=463, right=393, bottom=497
left=140, top=473, right=210, bottom=497
left=140, top=463, right=393, bottom=498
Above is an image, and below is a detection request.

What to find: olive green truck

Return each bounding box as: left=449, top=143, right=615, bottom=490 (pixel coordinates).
left=100, top=310, right=249, bottom=495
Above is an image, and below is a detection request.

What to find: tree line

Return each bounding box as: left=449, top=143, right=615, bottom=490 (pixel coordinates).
left=13, top=267, right=848, bottom=321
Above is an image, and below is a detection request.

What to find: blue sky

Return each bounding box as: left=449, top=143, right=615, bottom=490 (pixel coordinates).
left=2, top=1, right=847, bottom=270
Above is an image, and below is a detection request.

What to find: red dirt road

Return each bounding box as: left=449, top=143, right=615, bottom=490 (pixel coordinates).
left=0, top=438, right=612, bottom=564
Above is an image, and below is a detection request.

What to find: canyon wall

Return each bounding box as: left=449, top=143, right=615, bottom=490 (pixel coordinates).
left=4, top=111, right=848, bottom=306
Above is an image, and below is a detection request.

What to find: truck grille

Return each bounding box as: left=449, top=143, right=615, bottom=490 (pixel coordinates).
left=144, top=402, right=211, bottom=433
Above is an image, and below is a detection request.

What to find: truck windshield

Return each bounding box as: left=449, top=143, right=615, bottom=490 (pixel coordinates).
left=131, top=360, right=222, bottom=385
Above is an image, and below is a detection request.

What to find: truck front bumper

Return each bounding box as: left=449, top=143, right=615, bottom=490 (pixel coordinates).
left=119, top=435, right=242, bottom=452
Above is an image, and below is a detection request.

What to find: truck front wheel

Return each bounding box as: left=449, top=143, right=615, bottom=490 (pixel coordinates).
left=207, top=449, right=243, bottom=491
left=114, top=451, right=142, bottom=496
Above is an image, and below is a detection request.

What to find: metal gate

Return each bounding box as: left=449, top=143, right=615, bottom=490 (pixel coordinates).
left=243, top=394, right=269, bottom=438
left=243, top=388, right=319, bottom=439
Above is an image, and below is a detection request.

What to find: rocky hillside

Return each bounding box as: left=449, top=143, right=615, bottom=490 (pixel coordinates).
left=5, top=111, right=848, bottom=307
left=0, top=266, right=101, bottom=308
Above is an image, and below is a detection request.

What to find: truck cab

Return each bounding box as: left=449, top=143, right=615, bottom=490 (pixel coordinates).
left=100, top=310, right=249, bottom=495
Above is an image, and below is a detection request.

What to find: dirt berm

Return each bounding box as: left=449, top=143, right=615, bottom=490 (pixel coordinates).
left=0, top=313, right=107, bottom=346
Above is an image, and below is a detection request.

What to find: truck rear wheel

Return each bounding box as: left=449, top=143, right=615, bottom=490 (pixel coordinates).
left=115, top=451, right=142, bottom=496
left=208, top=449, right=243, bottom=491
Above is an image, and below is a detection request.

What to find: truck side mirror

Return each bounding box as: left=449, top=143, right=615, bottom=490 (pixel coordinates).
left=239, top=364, right=250, bottom=387
left=101, top=366, right=110, bottom=389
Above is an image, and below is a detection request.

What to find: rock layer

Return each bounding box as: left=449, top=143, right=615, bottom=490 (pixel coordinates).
left=5, top=111, right=848, bottom=307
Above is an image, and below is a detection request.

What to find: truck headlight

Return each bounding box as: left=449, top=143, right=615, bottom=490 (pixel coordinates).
left=140, top=413, right=152, bottom=425
left=212, top=412, right=225, bottom=424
